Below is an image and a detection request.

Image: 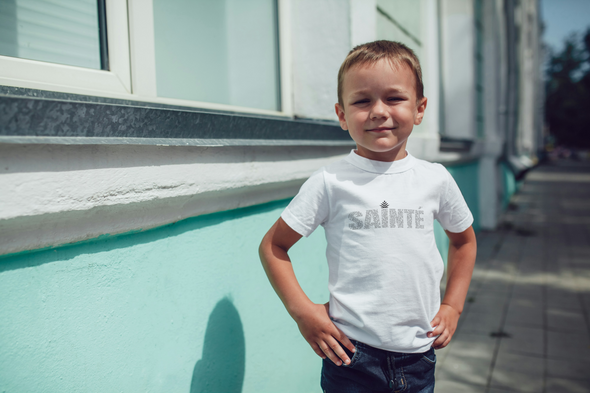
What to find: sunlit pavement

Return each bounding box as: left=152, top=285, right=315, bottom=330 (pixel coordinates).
left=435, top=160, right=590, bottom=393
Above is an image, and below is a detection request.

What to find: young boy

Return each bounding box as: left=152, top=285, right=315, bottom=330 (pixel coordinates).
left=259, top=40, right=476, bottom=392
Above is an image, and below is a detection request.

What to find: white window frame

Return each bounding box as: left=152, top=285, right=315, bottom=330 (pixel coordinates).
left=0, top=0, right=293, bottom=118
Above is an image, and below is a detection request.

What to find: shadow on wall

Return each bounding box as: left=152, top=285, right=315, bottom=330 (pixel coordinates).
left=190, top=298, right=245, bottom=393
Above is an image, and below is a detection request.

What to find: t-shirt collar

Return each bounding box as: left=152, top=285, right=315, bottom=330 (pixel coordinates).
left=345, top=149, right=416, bottom=174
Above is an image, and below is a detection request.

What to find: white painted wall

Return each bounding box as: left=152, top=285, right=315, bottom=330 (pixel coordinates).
left=478, top=0, right=504, bottom=230
left=350, top=0, right=377, bottom=47
left=0, top=144, right=350, bottom=255
left=517, top=0, right=541, bottom=157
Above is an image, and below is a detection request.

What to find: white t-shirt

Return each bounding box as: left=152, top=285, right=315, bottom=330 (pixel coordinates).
left=281, top=150, right=473, bottom=353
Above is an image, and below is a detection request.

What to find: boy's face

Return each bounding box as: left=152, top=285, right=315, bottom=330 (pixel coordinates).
left=335, top=59, right=427, bottom=162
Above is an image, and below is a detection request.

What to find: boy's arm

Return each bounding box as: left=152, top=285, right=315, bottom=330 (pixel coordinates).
left=259, top=217, right=355, bottom=366
left=428, top=225, right=477, bottom=349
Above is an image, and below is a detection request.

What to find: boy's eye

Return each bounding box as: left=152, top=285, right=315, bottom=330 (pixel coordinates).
left=353, top=99, right=370, bottom=105
left=388, top=97, right=404, bottom=102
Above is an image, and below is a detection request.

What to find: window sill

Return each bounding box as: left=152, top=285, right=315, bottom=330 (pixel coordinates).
left=0, top=86, right=353, bottom=147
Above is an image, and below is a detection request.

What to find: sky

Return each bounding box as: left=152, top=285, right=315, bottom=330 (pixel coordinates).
left=541, top=0, right=590, bottom=52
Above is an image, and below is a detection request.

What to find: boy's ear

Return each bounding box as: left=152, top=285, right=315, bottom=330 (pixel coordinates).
left=335, top=103, right=348, bottom=130
left=414, top=97, right=428, bottom=125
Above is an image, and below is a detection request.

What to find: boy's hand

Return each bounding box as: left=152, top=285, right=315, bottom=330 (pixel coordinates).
left=259, top=219, right=356, bottom=366
left=427, top=303, right=460, bottom=349
left=294, top=302, right=356, bottom=366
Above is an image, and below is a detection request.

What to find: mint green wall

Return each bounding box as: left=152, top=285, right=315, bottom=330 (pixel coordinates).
left=434, top=160, right=481, bottom=264
left=0, top=200, right=328, bottom=393
left=501, top=161, right=517, bottom=210
left=434, top=220, right=450, bottom=265
left=446, top=161, right=480, bottom=233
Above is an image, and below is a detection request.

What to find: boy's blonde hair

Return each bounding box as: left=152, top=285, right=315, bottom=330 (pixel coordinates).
left=337, top=40, right=424, bottom=106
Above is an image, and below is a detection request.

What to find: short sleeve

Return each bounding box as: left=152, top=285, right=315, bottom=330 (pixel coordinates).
left=281, top=169, right=330, bottom=237
left=435, top=168, right=474, bottom=233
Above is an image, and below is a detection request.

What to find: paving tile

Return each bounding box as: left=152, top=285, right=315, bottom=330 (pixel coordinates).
left=547, top=308, right=588, bottom=332
left=547, top=287, right=577, bottom=297
left=467, top=293, right=510, bottom=315
left=435, top=354, right=493, bottom=387
left=494, top=239, right=519, bottom=253
left=510, top=284, right=544, bottom=301
left=552, top=274, right=579, bottom=287
left=545, top=377, right=590, bottom=393
left=570, top=256, right=590, bottom=268
left=489, top=353, right=544, bottom=393
left=478, top=280, right=514, bottom=297
left=497, top=326, right=544, bottom=357
left=475, top=250, right=496, bottom=265
left=508, top=297, right=543, bottom=309
left=433, top=340, right=456, bottom=370
left=457, top=311, right=504, bottom=335
left=490, top=370, right=543, bottom=392
left=573, top=274, right=590, bottom=293
left=547, top=331, right=590, bottom=361
left=435, top=333, right=496, bottom=386
left=494, top=351, right=545, bottom=375
left=466, top=283, right=481, bottom=299
left=515, top=266, right=543, bottom=277
left=546, top=293, right=584, bottom=312
left=521, top=250, right=544, bottom=261
left=570, top=247, right=590, bottom=259
left=434, top=379, right=486, bottom=393
left=546, top=358, right=590, bottom=380
left=445, top=333, right=497, bottom=359
left=504, top=300, right=544, bottom=329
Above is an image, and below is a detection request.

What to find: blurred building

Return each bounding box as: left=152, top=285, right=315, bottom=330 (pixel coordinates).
left=0, top=0, right=543, bottom=391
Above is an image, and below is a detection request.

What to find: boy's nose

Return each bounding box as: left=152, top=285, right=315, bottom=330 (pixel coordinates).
left=369, top=100, right=388, bottom=119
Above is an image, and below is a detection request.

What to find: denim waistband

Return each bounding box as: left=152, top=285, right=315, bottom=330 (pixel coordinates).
left=349, top=339, right=433, bottom=367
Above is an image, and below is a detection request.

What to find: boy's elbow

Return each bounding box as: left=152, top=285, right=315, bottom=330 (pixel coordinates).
left=259, top=235, right=269, bottom=263
left=259, top=231, right=276, bottom=266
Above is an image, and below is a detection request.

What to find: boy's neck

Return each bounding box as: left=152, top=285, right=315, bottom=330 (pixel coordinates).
left=354, top=145, right=408, bottom=162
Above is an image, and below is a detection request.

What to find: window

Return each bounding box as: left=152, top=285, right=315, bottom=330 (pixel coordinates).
left=0, top=0, right=104, bottom=70
left=375, top=0, right=422, bottom=60
left=0, top=0, right=130, bottom=95
left=152, top=0, right=281, bottom=112
left=0, top=0, right=287, bottom=115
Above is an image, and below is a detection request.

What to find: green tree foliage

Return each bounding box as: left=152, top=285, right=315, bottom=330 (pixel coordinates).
left=545, top=28, right=590, bottom=148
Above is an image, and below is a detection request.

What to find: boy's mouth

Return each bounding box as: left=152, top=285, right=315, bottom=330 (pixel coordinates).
left=366, top=127, right=395, bottom=132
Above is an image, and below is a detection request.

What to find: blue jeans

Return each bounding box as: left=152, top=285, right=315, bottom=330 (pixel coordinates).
left=321, top=340, right=436, bottom=393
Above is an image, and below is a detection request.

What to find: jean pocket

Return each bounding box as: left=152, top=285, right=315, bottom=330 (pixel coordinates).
left=342, top=344, right=361, bottom=368
left=420, top=348, right=436, bottom=366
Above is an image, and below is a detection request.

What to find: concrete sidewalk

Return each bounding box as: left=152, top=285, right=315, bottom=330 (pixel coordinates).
left=435, top=160, right=590, bottom=393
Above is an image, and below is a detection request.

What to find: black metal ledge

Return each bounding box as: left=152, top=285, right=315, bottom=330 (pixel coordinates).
left=0, top=86, right=354, bottom=147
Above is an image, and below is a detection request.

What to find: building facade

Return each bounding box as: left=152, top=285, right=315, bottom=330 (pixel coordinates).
left=0, top=0, right=543, bottom=391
